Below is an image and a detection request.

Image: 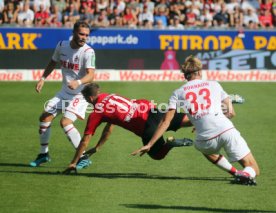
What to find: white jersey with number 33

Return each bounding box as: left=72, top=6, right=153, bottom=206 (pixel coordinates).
left=168, top=79, right=234, bottom=140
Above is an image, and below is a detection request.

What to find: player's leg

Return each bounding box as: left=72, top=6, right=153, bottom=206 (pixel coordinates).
left=38, top=112, right=55, bottom=154
left=195, top=137, right=238, bottom=176
left=238, top=152, right=260, bottom=176
left=222, top=128, right=259, bottom=185
left=30, top=96, right=61, bottom=167
left=204, top=154, right=237, bottom=176
left=61, top=95, right=91, bottom=169
left=60, top=113, right=81, bottom=149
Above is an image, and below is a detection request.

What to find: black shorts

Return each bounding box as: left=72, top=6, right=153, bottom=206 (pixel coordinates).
left=142, top=110, right=186, bottom=157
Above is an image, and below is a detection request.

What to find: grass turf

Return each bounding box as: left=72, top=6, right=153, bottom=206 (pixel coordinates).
left=0, top=82, right=276, bottom=213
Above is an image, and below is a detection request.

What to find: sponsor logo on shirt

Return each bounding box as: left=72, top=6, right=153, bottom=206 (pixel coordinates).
left=60, top=60, right=79, bottom=71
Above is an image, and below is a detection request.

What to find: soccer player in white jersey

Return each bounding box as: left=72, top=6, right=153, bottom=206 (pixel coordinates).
left=30, top=21, right=95, bottom=168
left=132, top=55, right=260, bottom=185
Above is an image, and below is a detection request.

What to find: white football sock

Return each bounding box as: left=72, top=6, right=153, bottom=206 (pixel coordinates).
left=63, top=124, right=81, bottom=149
left=39, top=122, right=51, bottom=154
left=215, top=155, right=237, bottom=175
left=243, top=166, right=256, bottom=178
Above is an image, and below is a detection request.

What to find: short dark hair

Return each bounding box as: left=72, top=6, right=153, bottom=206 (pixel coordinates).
left=73, top=21, right=91, bottom=33
left=81, top=83, right=100, bottom=99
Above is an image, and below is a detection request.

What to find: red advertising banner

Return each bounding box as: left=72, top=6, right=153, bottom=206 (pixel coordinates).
left=1, top=69, right=276, bottom=82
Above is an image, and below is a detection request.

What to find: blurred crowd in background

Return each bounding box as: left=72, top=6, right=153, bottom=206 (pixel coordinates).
left=0, top=0, right=275, bottom=29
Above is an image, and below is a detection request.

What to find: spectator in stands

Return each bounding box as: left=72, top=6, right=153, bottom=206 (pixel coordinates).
left=128, top=0, right=141, bottom=15
left=116, top=0, right=126, bottom=14
left=272, top=0, right=276, bottom=26
left=154, top=19, right=165, bottom=29
left=122, top=7, right=138, bottom=28
left=1, top=0, right=275, bottom=29
left=184, top=9, right=198, bottom=27
left=138, top=4, right=154, bottom=27
left=52, top=0, right=66, bottom=21
left=108, top=6, right=120, bottom=26
left=213, top=3, right=231, bottom=27
left=17, top=1, right=34, bottom=26
left=259, top=8, right=274, bottom=28
left=79, top=5, right=95, bottom=25
left=243, top=8, right=259, bottom=27
left=247, top=19, right=258, bottom=28
left=226, top=0, right=239, bottom=14
left=0, top=8, right=3, bottom=25
left=80, top=0, right=95, bottom=9
left=199, top=7, right=213, bottom=26
left=49, top=4, right=63, bottom=27
left=33, top=0, right=51, bottom=12
left=168, top=3, right=184, bottom=22
left=154, top=7, right=168, bottom=27
left=168, top=16, right=184, bottom=29
left=155, top=0, right=169, bottom=15
left=3, top=2, right=19, bottom=25
left=260, top=0, right=272, bottom=11
left=63, top=3, right=80, bottom=27
left=229, top=7, right=244, bottom=28
left=143, top=0, right=155, bottom=14
left=97, top=0, right=108, bottom=10
left=240, top=0, right=256, bottom=12
left=0, top=0, right=4, bottom=12
left=94, top=9, right=110, bottom=27
left=34, top=4, right=50, bottom=26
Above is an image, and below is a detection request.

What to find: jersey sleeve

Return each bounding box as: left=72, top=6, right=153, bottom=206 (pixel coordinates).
left=216, top=82, right=229, bottom=101
left=83, top=48, right=96, bottom=69
left=84, top=111, right=102, bottom=135
left=168, top=89, right=179, bottom=110
left=51, top=41, right=62, bottom=62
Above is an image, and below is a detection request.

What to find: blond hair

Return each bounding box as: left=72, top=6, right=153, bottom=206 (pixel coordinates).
left=181, top=55, right=202, bottom=80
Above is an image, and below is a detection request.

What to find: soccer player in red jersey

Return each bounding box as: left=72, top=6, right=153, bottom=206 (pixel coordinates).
left=63, top=83, right=193, bottom=173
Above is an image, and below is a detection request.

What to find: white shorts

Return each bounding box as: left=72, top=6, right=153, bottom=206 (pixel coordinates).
left=194, top=128, right=251, bottom=162
left=44, top=91, right=88, bottom=120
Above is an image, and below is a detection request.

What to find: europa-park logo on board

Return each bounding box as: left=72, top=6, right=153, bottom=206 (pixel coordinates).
left=159, top=34, right=276, bottom=51
left=0, top=32, right=41, bottom=50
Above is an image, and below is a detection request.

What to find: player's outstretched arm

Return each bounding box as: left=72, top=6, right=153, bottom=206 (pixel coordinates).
left=68, top=68, right=95, bottom=90
left=131, top=109, right=176, bottom=156
left=35, top=60, right=57, bottom=93
left=85, top=123, right=114, bottom=157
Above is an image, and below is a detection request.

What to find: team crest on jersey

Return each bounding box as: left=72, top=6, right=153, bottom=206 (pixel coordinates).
left=74, top=56, right=79, bottom=63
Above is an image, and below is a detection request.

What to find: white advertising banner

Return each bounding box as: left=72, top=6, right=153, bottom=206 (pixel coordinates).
left=1, top=69, right=276, bottom=82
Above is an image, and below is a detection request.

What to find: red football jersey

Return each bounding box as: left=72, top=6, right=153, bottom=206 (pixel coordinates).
left=84, top=93, right=155, bottom=137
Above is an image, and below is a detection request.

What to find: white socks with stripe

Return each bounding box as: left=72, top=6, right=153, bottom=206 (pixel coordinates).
left=243, top=166, right=256, bottom=178
left=215, top=155, right=237, bottom=176
left=63, top=124, right=81, bottom=149
left=39, top=122, right=51, bottom=154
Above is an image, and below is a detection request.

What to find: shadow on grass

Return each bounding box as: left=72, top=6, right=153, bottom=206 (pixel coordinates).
left=121, top=204, right=276, bottom=213
left=0, top=169, right=232, bottom=182
left=0, top=163, right=31, bottom=168
left=0, top=162, right=64, bottom=169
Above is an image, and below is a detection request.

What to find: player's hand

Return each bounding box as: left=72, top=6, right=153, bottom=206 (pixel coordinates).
left=131, top=144, right=151, bottom=157
left=68, top=80, right=80, bottom=90
left=35, top=79, right=44, bottom=93
left=62, top=165, right=77, bottom=175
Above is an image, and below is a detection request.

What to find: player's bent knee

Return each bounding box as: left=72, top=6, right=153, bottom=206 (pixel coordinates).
left=39, top=112, right=54, bottom=122
left=60, top=117, right=73, bottom=127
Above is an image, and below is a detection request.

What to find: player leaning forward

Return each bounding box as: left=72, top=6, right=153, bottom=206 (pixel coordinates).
left=132, top=55, right=260, bottom=185
left=30, top=21, right=95, bottom=168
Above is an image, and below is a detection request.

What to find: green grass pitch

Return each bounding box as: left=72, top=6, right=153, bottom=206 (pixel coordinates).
left=0, top=82, right=276, bottom=213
